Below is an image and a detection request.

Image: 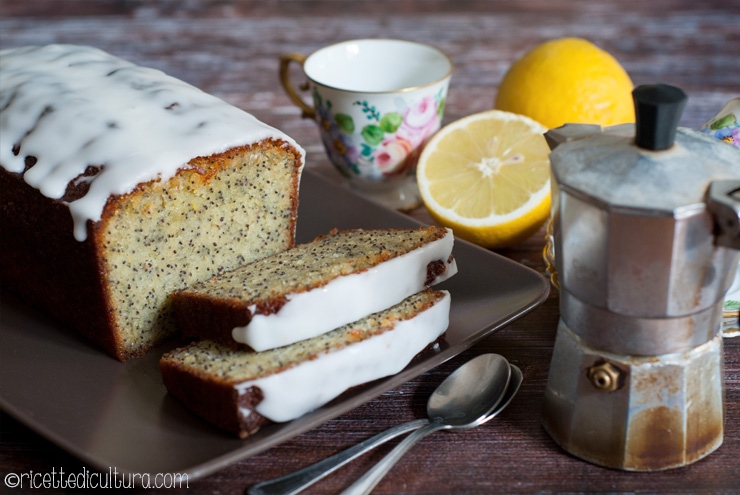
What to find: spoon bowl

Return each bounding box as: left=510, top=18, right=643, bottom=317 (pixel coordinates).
left=427, top=353, right=511, bottom=428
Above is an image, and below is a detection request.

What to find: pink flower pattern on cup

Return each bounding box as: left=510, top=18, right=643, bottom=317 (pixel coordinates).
left=374, top=136, right=414, bottom=174
left=397, top=95, right=442, bottom=148
left=314, top=87, right=446, bottom=179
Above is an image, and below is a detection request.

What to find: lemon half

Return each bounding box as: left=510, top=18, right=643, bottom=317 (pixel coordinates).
left=417, top=110, right=550, bottom=249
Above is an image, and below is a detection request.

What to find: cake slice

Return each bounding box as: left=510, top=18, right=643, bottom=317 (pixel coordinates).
left=160, top=289, right=451, bottom=438
left=171, top=226, right=457, bottom=351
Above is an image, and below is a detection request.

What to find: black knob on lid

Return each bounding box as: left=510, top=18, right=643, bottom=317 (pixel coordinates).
left=632, top=84, right=687, bottom=151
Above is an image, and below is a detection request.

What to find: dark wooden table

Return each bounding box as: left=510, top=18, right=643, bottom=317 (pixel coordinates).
left=1, top=1, right=739, bottom=493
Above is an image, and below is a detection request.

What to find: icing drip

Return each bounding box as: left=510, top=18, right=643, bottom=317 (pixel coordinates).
left=0, top=44, right=303, bottom=241
left=235, top=290, right=451, bottom=423
left=234, top=228, right=457, bottom=351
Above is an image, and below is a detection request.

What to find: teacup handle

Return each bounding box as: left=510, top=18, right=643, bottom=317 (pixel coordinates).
left=707, top=179, right=740, bottom=250
left=279, top=53, right=316, bottom=120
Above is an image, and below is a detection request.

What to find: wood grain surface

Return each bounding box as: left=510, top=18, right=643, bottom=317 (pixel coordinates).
left=1, top=1, right=739, bottom=493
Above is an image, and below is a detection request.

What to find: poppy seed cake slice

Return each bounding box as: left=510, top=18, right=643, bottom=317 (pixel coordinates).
left=171, top=226, right=457, bottom=350
left=160, top=289, right=451, bottom=438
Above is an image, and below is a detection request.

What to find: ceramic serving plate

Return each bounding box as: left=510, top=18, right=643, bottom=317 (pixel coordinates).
left=0, top=170, right=549, bottom=481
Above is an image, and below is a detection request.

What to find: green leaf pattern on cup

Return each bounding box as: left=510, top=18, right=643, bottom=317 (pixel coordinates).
left=356, top=100, right=381, bottom=121
left=380, top=112, right=403, bottom=133
left=313, top=87, right=446, bottom=179
left=335, top=113, right=354, bottom=134
left=361, top=124, right=385, bottom=147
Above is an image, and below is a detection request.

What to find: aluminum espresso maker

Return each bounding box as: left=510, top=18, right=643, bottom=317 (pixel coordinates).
left=542, top=84, right=740, bottom=471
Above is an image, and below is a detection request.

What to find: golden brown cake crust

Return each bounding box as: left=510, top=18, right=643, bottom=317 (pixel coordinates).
left=171, top=295, right=253, bottom=348
left=160, top=356, right=269, bottom=437
left=0, top=165, right=121, bottom=357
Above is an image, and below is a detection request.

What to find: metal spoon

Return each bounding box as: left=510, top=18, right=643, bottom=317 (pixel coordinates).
left=248, top=354, right=514, bottom=495
left=340, top=355, right=515, bottom=495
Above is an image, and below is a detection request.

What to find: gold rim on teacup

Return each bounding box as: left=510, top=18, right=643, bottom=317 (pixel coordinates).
left=279, top=39, right=453, bottom=120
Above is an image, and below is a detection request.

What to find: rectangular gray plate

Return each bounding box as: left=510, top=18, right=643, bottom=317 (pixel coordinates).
left=0, top=170, right=549, bottom=480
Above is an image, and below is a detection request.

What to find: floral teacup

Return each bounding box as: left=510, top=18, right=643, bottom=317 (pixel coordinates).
left=280, top=39, right=452, bottom=210
left=699, top=97, right=740, bottom=149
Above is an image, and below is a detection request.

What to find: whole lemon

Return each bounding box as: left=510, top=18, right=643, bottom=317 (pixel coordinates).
left=494, top=38, right=635, bottom=129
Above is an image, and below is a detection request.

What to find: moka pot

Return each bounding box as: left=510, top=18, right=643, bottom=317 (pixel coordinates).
left=542, top=84, right=740, bottom=471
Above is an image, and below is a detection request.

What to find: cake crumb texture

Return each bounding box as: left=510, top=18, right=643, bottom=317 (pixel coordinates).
left=97, top=142, right=302, bottom=358
left=181, top=226, right=449, bottom=302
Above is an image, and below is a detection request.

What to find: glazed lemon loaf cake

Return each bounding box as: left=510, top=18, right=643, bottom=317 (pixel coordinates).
left=161, top=289, right=451, bottom=438
left=171, top=226, right=456, bottom=350
left=0, top=45, right=304, bottom=361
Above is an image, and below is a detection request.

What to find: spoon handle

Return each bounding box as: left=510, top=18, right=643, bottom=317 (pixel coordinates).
left=340, top=422, right=445, bottom=495
left=247, top=418, right=429, bottom=495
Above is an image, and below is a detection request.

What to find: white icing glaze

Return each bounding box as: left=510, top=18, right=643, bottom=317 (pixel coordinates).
left=0, top=44, right=304, bottom=241
left=235, top=290, right=451, bottom=423
left=233, top=228, right=457, bottom=351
